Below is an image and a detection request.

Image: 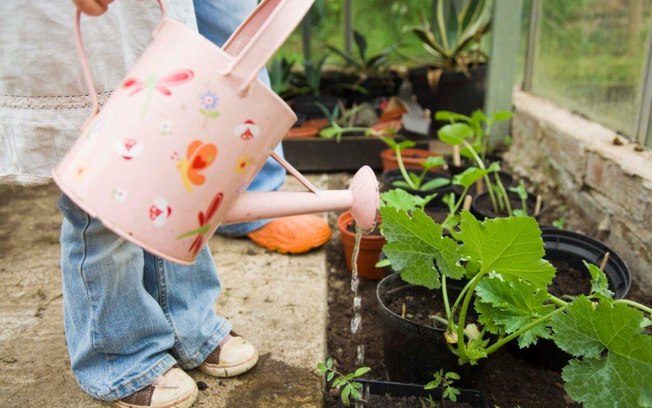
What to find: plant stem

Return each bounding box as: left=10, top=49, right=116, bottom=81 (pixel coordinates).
left=614, top=299, right=652, bottom=315
left=548, top=294, right=568, bottom=307
left=442, top=275, right=451, bottom=319
left=485, top=306, right=567, bottom=355
left=463, top=140, right=498, bottom=212
left=493, top=172, right=513, bottom=216
left=454, top=272, right=486, bottom=361
left=395, top=146, right=417, bottom=190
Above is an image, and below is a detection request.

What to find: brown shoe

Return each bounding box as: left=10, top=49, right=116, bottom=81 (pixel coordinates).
left=113, top=368, right=198, bottom=408
left=199, top=332, right=258, bottom=378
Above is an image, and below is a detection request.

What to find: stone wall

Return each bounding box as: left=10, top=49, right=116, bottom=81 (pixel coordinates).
left=506, top=90, right=652, bottom=291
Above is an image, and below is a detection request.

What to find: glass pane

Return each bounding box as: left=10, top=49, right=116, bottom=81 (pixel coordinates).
left=531, top=0, right=652, bottom=138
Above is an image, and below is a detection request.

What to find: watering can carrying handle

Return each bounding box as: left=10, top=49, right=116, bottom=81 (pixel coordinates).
left=74, top=0, right=167, bottom=122
left=221, top=0, right=315, bottom=95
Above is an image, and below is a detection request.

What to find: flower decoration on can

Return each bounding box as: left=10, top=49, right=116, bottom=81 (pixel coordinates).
left=149, top=197, right=172, bottom=227
left=199, top=90, right=220, bottom=125
left=176, top=192, right=224, bottom=257
left=112, top=188, right=128, bottom=203
left=114, top=138, right=144, bottom=160
left=160, top=120, right=173, bottom=135
left=234, top=153, right=253, bottom=174
left=233, top=119, right=260, bottom=141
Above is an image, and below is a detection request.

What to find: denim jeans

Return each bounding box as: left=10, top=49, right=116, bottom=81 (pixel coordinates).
left=194, top=0, right=287, bottom=237
left=59, top=0, right=285, bottom=400
left=59, top=194, right=232, bottom=400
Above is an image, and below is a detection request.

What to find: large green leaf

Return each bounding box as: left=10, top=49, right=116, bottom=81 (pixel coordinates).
left=475, top=277, right=554, bottom=348
left=438, top=123, right=475, bottom=145
left=584, top=261, right=614, bottom=299
left=552, top=297, right=652, bottom=407
left=457, top=211, right=555, bottom=287
left=380, top=207, right=465, bottom=289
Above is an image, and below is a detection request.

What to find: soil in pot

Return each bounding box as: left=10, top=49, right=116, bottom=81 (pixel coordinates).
left=471, top=191, right=541, bottom=220
left=362, top=394, right=474, bottom=408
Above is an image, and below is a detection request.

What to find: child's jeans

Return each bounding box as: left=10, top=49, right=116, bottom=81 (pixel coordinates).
left=58, top=194, right=232, bottom=401
left=197, top=0, right=287, bottom=237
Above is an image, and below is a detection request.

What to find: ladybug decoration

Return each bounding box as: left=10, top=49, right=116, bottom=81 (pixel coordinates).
left=233, top=119, right=260, bottom=141
left=114, top=138, right=144, bottom=160
left=149, top=197, right=172, bottom=227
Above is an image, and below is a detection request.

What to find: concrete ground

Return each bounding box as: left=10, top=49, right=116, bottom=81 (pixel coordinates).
left=0, top=175, right=334, bottom=407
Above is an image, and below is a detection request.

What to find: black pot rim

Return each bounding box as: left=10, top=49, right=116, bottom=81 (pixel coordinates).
left=471, top=191, right=542, bottom=220
left=541, top=227, right=631, bottom=298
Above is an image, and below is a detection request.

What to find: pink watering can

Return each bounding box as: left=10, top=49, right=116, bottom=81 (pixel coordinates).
left=53, top=0, right=379, bottom=264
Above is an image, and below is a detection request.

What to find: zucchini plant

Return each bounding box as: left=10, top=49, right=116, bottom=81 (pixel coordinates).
left=380, top=207, right=652, bottom=407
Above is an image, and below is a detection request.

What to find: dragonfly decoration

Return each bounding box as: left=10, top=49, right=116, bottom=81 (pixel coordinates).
left=176, top=192, right=224, bottom=257
left=122, top=69, right=194, bottom=117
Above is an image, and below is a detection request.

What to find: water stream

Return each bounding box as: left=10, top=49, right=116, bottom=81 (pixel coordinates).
left=351, top=226, right=365, bottom=367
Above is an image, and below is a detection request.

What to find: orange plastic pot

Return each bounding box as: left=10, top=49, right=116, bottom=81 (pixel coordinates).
left=380, top=148, right=442, bottom=172
left=285, top=125, right=319, bottom=139
left=337, top=211, right=386, bottom=281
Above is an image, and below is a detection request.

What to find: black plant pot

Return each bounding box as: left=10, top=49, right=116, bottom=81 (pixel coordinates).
left=290, top=95, right=341, bottom=119
left=336, top=379, right=487, bottom=408
left=381, top=170, right=453, bottom=205
left=471, top=191, right=542, bottom=220
left=377, top=273, right=485, bottom=387
left=407, top=64, right=486, bottom=137
left=508, top=228, right=631, bottom=371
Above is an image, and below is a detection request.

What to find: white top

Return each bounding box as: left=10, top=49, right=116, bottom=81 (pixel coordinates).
left=0, top=0, right=197, bottom=185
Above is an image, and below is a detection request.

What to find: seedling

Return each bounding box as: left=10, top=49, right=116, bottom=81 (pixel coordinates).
left=381, top=137, right=449, bottom=192
left=316, top=102, right=396, bottom=142
left=437, top=110, right=515, bottom=214
left=424, top=369, right=461, bottom=403
left=380, top=208, right=652, bottom=407
left=380, top=188, right=437, bottom=213
left=552, top=217, right=566, bottom=230
left=509, top=180, right=529, bottom=217
left=316, top=358, right=370, bottom=407
left=327, top=29, right=400, bottom=79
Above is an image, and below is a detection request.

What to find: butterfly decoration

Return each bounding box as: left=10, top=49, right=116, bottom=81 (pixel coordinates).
left=176, top=140, right=218, bottom=192
left=176, top=192, right=224, bottom=257
left=122, top=69, right=194, bottom=117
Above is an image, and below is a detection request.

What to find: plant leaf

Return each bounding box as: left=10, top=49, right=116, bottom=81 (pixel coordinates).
left=438, top=123, right=475, bottom=145
left=584, top=261, right=614, bottom=299
left=475, top=277, right=554, bottom=347
left=457, top=211, right=556, bottom=287
left=552, top=296, right=652, bottom=408
left=380, top=189, right=428, bottom=212
left=327, top=371, right=334, bottom=382
left=353, top=367, right=371, bottom=377
left=453, top=167, right=487, bottom=189
left=380, top=207, right=465, bottom=289
left=421, top=177, right=451, bottom=191
left=435, top=110, right=471, bottom=123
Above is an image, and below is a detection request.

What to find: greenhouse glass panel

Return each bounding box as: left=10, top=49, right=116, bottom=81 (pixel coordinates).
left=531, top=0, right=652, bottom=138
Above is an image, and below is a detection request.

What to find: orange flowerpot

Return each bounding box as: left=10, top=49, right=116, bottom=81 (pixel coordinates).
left=337, top=211, right=386, bottom=281
left=285, top=125, right=319, bottom=139
left=380, top=148, right=443, bottom=172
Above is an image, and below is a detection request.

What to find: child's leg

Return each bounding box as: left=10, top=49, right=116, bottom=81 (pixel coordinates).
left=58, top=195, right=178, bottom=401
left=141, top=246, right=233, bottom=369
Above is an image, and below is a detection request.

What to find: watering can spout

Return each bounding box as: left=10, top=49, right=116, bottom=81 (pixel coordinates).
left=222, top=166, right=379, bottom=230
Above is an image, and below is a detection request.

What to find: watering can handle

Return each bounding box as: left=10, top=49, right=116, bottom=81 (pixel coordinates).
left=221, top=0, right=315, bottom=95
left=73, top=0, right=167, bottom=124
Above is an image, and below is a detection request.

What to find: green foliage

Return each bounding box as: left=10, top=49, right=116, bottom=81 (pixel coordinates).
left=316, top=358, right=370, bottom=407
left=380, top=188, right=437, bottom=213
left=424, top=370, right=461, bottom=403
left=269, top=56, right=297, bottom=99
left=380, top=207, right=465, bottom=289
left=380, top=138, right=449, bottom=192
left=327, top=30, right=400, bottom=77
left=405, top=0, right=492, bottom=71
left=379, top=206, right=652, bottom=407
left=552, top=297, right=652, bottom=408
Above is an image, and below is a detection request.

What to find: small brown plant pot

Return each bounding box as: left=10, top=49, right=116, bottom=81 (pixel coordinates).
left=380, top=148, right=442, bottom=173
left=285, top=125, right=319, bottom=139
left=337, top=211, right=386, bottom=281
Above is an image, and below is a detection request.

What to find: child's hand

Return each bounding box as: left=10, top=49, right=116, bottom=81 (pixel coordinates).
left=73, top=0, right=114, bottom=16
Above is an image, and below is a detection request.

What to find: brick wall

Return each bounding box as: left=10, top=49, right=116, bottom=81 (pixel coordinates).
left=506, top=91, right=652, bottom=291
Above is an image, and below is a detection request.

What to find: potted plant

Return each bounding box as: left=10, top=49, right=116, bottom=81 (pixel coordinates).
left=336, top=210, right=386, bottom=281
left=380, top=138, right=451, bottom=203
left=404, top=0, right=492, bottom=135
left=377, top=207, right=652, bottom=407
left=326, top=29, right=402, bottom=103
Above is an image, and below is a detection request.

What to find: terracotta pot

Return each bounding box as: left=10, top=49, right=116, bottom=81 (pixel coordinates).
left=337, top=211, right=386, bottom=281
left=380, top=148, right=442, bottom=172
left=370, top=119, right=401, bottom=137
left=285, top=125, right=319, bottom=139
left=302, top=118, right=329, bottom=130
